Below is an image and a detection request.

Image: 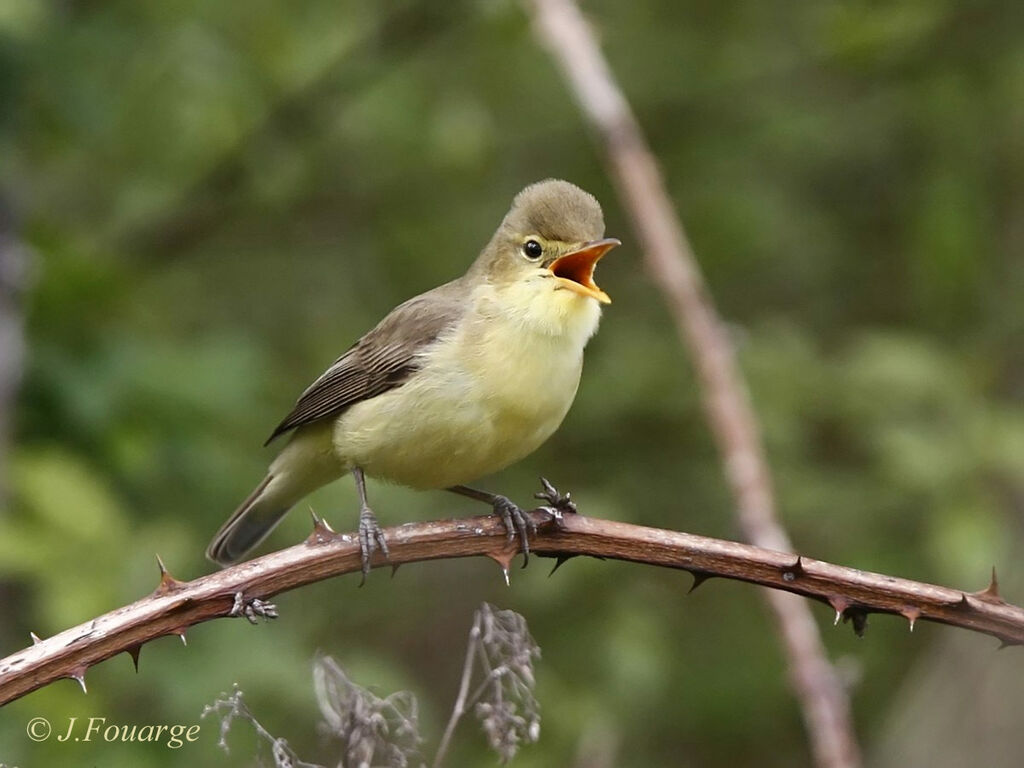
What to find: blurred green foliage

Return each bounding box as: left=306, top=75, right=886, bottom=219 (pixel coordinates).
left=1, top=0, right=1023, bottom=766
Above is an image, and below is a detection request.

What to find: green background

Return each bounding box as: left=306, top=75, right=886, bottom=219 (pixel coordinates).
left=2, top=0, right=1023, bottom=765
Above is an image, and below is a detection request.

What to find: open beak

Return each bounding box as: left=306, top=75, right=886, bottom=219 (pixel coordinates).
left=548, top=237, right=620, bottom=304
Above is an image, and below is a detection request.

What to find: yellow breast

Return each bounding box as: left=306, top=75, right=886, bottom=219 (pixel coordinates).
left=333, top=281, right=602, bottom=489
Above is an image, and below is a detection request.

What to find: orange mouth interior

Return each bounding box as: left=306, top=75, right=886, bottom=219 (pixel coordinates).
left=549, top=238, right=620, bottom=304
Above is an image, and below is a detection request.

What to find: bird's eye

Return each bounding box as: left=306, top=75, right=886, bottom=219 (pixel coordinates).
left=523, top=239, right=543, bottom=260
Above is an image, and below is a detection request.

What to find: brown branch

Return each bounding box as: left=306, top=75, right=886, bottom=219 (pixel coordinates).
left=522, top=2, right=861, bottom=766
left=1, top=510, right=1022, bottom=708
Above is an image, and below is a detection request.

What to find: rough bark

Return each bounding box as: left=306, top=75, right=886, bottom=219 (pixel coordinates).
left=1, top=510, right=1020, bottom=707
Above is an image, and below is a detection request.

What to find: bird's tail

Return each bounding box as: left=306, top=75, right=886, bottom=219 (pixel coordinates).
left=208, top=422, right=343, bottom=566
left=206, top=474, right=291, bottom=566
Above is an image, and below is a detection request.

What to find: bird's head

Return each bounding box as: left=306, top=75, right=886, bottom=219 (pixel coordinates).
left=474, top=179, right=620, bottom=307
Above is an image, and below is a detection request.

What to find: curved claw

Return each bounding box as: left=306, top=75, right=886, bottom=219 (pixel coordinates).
left=493, top=496, right=537, bottom=567
left=357, top=506, right=389, bottom=586
left=534, top=477, right=577, bottom=515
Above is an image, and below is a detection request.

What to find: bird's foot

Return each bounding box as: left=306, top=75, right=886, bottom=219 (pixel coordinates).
left=535, top=477, right=577, bottom=519
left=358, top=506, right=389, bottom=585
left=492, top=495, right=537, bottom=566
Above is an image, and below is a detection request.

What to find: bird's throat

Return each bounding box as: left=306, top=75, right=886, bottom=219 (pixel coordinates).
left=475, top=280, right=603, bottom=345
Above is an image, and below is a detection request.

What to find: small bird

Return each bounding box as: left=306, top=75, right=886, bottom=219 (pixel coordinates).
left=207, top=179, right=619, bottom=576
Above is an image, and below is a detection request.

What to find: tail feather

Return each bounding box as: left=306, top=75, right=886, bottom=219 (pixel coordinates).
left=209, top=422, right=344, bottom=565
left=206, top=475, right=290, bottom=566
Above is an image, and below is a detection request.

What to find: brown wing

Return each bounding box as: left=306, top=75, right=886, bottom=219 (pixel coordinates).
left=265, top=278, right=467, bottom=445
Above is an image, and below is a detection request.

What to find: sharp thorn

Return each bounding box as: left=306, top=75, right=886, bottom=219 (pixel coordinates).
left=390, top=563, right=401, bottom=578
left=486, top=549, right=516, bottom=581
left=849, top=610, right=868, bottom=638
left=306, top=507, right=336, bottom=545
left=688, top=572, right=712, bottom=594
left=901, top=607, right=921, bottom=632
left=154, top=554, right=185, bottom=596
left=69, top=668, right=88, bottom=694
left=548, top=554, right=576, bottom=576
left=127, top=645, right=142, bottom=672
left=828, top=596, right=850, bottom=626
left=781, top=556, right=805, bottom=582
left=971, top=566, right=1003, bottom=603
left=30, top=631, right=41, bottom=645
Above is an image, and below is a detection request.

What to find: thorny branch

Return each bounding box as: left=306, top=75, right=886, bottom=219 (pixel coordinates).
left=523, top=1, right=860, bottom=766
left=1, top=509, right=1021, bottom=707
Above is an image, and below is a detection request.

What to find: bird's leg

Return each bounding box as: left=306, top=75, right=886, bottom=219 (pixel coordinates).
left=447, top=484, right=537, bottom=564
left=353, top=467, right=389, bottom=584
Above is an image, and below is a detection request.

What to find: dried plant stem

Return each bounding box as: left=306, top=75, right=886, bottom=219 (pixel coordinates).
left=1, top=510, right=1021, bottom=708
left=433, top=613, right=482, bottom=768
left=523, top=1, right=860, bottom=766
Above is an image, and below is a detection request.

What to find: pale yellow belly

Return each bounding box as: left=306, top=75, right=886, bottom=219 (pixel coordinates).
left=332, top=326, right=585, bottom=490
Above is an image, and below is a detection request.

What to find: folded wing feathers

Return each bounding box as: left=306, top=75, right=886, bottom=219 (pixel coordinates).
left=264, top=280, right=466, bottom=445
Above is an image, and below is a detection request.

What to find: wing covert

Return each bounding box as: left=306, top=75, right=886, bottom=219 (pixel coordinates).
left=265, top=278, right=466, bottom=444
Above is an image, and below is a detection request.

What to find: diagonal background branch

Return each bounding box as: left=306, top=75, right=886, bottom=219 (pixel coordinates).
left=0, top=198, right=29, bottom=506
left=523, top=1, right=861, bottom=766
left=1, top=510, right=1021, bottom=709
